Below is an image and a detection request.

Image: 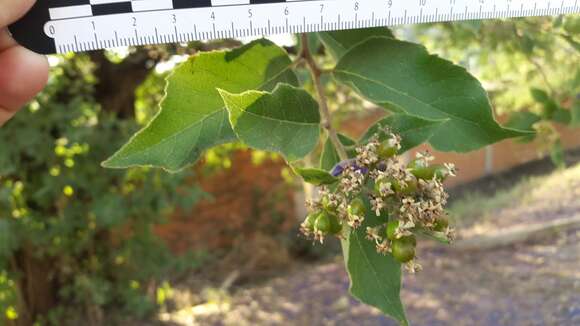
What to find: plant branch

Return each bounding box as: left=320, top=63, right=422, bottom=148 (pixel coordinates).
left=300, top=33, right=348, bottom=162
left=527, top=56, right=555, bottom=94
left=511, top=24, right=555, bottom=94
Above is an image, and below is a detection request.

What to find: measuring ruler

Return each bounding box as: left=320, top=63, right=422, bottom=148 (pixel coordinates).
left=9, top=0, right=580, bottom=54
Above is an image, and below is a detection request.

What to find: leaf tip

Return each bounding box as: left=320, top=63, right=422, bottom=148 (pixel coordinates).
left=216, top=87, right=233, bottom=99
left=100, top=156, right=125, bottom=169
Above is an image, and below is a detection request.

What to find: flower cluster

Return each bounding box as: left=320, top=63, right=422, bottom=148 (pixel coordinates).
left=300, top=129, right=456, bottom=273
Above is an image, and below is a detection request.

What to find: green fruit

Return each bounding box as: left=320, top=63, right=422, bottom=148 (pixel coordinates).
left=348, top=198, right=366, bottom=217
left=392, top=238, right=416, bottom=263
left=303, top=212, right=319, bottom=231
left=434, top=215, right=449, bottom=231
left=411, top=164, right=448, bottom=181
left=374, top=178, right=398, bottom=194
left=400, top=235, right=417, bottom=247
left=433, top=165, right=449, bottom=181
left=375, top=177, right=417, bottom=196
left=321, top=196, right=336, bottom=212
left=327, top=213, right=343, bottom=234
left=391, top=180, right=402, bottom=193
left=386, top=220, right=399, bottom=240
left=410, top=166, right=436, bottom=180
left=374, top=179, right=387, bottom=194
left=400, top=178, right=418, bottom=195
left=315, top=211, right=342, bottom=235
left=407, top=159, right=428, bottom=170
left=377, top=139, right=398, bottom=159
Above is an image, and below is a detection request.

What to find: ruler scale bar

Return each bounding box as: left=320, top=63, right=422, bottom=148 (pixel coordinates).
left=8, top=0, right=580, bottom=55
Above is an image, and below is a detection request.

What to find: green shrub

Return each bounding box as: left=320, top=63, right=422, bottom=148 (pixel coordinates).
left=0, top=56, right=203, bottom=325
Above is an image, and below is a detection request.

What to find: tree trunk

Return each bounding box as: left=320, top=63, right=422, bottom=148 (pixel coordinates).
left=89, top=50, right=156, bottom=118
left=11, top=248, right=57, bottom=326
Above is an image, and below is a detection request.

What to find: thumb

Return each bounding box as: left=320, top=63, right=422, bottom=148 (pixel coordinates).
left=0, top=46, right=49, bottom=126
left=0, top=0, right=35, bottom=27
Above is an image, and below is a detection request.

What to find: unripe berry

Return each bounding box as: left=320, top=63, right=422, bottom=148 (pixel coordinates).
left=374, top=178, right=389, bottom=194
left=407, top=158, right=429, bottom=170
left=400, top=178, right=418, bottom=195
left=321, top=196, right=337, bottom=213
left=392, top=236, right=417, bottom=263
left=433, top=165, right=450, bottom=181
left=375, top=177, right=417, bottom=196
left=303, top=212, right=319, bottom=231
left=400, top=234, right=417, bottom=247
left=410, top=166, right=436, bottom=180
left=411, top=164, right=448, bottom=181
left=374, top=177, right=398, bottom=195
left=348, top=198, right=366, bottom=217
left=386, top=220, right=399, bottom=240
left=433, top=215, right=449, bottom=231
left=377, top=139, right=398, bottom=159
left=315, top=211, right=342, bottom=235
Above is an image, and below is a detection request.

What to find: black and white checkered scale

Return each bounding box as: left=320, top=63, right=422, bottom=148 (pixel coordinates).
left=49, top=0, right=289, bottom=20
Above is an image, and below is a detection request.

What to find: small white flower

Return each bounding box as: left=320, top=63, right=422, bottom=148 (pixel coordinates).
left=404, top=260, right=423, bottom=273
left=444, top=163, right=457, bottom=177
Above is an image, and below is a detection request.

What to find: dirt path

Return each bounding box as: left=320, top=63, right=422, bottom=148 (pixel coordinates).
left=166, top=164, right=580, bottom=326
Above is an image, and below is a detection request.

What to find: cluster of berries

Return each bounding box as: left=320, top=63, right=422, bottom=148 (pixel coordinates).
left=300, top=129, right=456, bottom=272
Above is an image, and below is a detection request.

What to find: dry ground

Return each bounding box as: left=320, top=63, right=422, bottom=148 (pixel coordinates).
left=161, top=163, right=580, bottom=326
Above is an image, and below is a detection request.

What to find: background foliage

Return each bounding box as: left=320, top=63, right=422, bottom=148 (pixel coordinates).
left=414, top=16, right=580, bottom=166
left=0, top=54, right=203, bottom=325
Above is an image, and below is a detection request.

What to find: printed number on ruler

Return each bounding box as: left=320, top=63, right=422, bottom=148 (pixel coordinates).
left=9, top=0, right=580, bottom=54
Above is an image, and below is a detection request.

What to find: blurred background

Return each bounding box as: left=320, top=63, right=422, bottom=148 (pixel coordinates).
left=1, top=16, right=579, bottom=326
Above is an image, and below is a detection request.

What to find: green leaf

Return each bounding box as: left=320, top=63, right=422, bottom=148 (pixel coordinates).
left=552, top=109, right=572, bottom=125
left=320, top=134, right=356, bottom=171
left=505, top=111, right=542, bottom=131
left=505, top=111, right=541, bottom=143
left=317, top=27, right=395, bottom=60
left=92, top=194, right=126, bottom=228
left=218, top=84, right=320, bottom=161
left=530, top=88, right=560, bottom=119
left=103, top=39, right=298, bottom=172
left=563, top=16, right=580, bottom=34
left=360, top=114, right=445, bottom=153
left=334, top=37, right=527, bottom=153
left=530, top=88, right=552, bottom=103
left=342, top=200, right=407, bottom=325
left=292, top=167, right=338, bottom=186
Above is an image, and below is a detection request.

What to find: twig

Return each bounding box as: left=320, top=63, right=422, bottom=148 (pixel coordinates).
left=510, top=24, right=555, bottom=94
left=300, top=33, right=349, bottom=161
left=528, top=56, right=555, bottom=94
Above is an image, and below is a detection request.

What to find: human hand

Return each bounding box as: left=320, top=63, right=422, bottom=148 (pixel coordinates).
left=0, top=0, right=49, bottom=126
